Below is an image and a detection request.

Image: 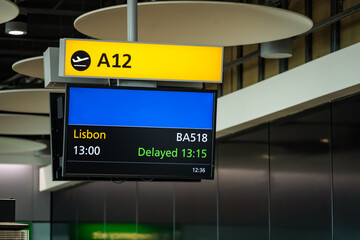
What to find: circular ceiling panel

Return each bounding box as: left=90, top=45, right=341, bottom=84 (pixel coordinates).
left=0, top=153, right=51, bottom=166
left=0, top=88, right=64, bottom=114
left=12, top=56, right=44, bottom=79
left=74, top=1, right=313, bottom=46
left=0, top=114, right=50, bottom=135
left=0, top=0, right=19, bottom=24
left=0, top=137, right=47, bottom=154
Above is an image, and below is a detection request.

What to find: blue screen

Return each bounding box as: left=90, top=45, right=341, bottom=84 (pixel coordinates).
left=68, top=87, right=215, bottom=129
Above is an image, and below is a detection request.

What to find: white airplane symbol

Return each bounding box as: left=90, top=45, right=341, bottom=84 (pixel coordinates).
left=72, top=56, right=89, bottom=63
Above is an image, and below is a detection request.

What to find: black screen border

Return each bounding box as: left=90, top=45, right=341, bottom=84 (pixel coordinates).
left=62, top=84, right=217, bottom=181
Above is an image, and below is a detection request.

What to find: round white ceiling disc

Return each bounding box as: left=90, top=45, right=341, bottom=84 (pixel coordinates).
left=0, top=153, right=51, bottom=166
left=0, top=136, right=47, bottom=154
left=0, top=88, right=64, bottom=114
left=74, top=1, right=313, bottom=46
left=0, top=114, right=50, bottom=135
left=0, top=0, right=19, bottom=24
left=12, top=56, right=44, bottom=79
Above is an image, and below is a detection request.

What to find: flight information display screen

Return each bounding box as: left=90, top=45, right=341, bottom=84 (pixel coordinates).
left=63, top=85, right=216, bottom=180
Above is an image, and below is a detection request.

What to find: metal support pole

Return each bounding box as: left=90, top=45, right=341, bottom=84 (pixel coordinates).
left=331, top=0, right=342, bottom=52
left=279, top=58, right=288, bottom=73
left=258, top=47, right=265, bottom=82
left=236, top=46, right=243, bottom=90
left=259, top=0, right=268, bottom=82
left=128, top=0, right=138, bottom=42
left=118, top=0, right=156, bottom=88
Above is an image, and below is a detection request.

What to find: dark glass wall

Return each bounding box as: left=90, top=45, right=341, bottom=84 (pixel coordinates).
left=51, top=92, right=360, bottom=240
left=270, top=105, right=332, bottom=240
left=218, top=126, right=269, bottom=240
left=138, top=182, right=173, bottom=239
left=175, top=179, right=217, bottom=240
left=332, top=94, right=360, bottom=240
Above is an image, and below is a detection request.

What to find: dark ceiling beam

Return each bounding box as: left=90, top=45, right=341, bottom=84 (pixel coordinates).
left=1, top=74, right=22, bottom=84
left=300, top=3, right=360, bottom=36
left=265, top=0, right=281, bottom=6
left=54, top=0, right=65, bottom=9
left=223, top=50, right=259, bottom=70
left=0, top=55, right=24, bottom=60
left=26, top=8, right=85, bottom=16
left=26, top=0, right=285, bottom=17
left=0, top=49, right=45, bottom=56
left=0, top=37, right=59, bottom=43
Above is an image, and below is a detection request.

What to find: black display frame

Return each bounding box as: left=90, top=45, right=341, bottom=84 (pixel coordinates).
left=61, top=84, right=217, bottom=180
left=50, top=92, right=112, bottom=181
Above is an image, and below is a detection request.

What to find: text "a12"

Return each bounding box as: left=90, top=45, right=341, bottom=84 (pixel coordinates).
left=97, top=53, right=132, bottom=68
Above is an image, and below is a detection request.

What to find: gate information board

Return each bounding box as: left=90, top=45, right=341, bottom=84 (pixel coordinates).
left=63, top=85, right=216, bottom=180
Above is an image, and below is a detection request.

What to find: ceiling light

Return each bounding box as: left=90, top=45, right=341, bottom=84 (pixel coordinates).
left=260, top=38, right=292, bottom=59
left=320, top=138, right=329, bottom=143
left=5, top=7, right=27, bottom=36
left=6, top=26, right=26, bottom=35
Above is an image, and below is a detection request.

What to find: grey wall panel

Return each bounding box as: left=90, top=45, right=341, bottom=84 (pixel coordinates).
left=269, top=105, right=332, bottom=240
left=32, top=166, right=50, bottom=221
left=217, top=126, right=269, bottom=240
left=0, top=164, right=50, bottom=221
left=332, top=94, right=360, bottom=240
left=0, top=164, right=33, bottom=221
left=32, top=222, right=51, bottom=240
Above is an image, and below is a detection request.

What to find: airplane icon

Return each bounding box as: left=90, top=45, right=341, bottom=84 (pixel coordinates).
left=72, top=56, right=89, bottom=63
left=71, top=51, right=91, bottom=70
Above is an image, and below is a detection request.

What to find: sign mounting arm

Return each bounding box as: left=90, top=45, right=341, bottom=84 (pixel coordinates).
left=117, top=0, right=157, bottom=88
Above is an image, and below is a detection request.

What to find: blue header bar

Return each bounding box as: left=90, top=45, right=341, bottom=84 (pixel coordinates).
left=67, top=87, right=215, bottom=129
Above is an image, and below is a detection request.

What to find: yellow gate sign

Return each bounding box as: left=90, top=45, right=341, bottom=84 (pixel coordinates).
left=59, top=39, right=223, bottom=83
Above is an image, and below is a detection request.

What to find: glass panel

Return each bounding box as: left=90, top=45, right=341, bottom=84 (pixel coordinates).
left=138, top=182, right=173, bottom=240
left=270, top=105, right=332, bottom=240
left=32, top=222, right=50, bottom=240
left=333, top=93, right=360, bottom=239
left=218, top=126, right=269, bottom=240
left=175, top=180, right=217, bottom=240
